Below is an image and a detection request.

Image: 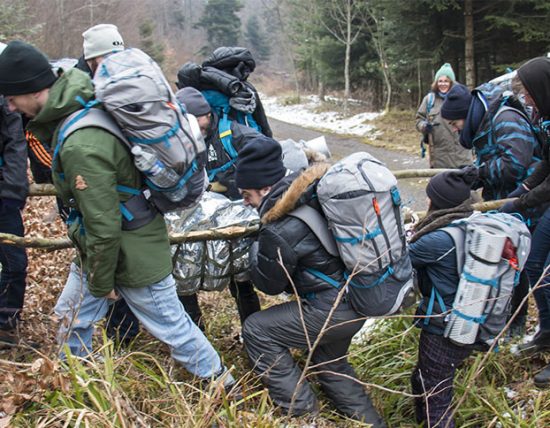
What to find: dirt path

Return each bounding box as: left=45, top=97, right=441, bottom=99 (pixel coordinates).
left=270, top=118, right=430, bottom=210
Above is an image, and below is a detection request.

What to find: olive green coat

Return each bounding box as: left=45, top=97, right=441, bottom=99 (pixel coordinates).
left=416, top=92, right=473, bottom=168
left=28, top=69, right=172, bottom=297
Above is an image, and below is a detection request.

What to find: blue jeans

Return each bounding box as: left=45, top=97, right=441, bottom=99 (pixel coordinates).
left=525, top=206, right=550, bottom=331
left=55, top=263, right=233, bottom=382
left=0, top=205, right=27, bottom=329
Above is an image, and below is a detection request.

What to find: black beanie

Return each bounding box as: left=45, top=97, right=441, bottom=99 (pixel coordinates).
left=235, top=136, right=286, bottom=189
left=440, top=83, right=472, bottom=120
left=426, top=169, right=476, bottom=210
left=0, top=41, right=57, bottom=96
left=175, top=87, right=211, bottom=117
left=517, top=57, right=550, bottom=119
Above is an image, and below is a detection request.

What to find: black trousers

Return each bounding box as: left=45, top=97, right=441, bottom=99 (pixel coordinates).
left=0, top=205, right=27, bottom=329
left=510, top=270, right=529, bottom=321
left=411, top=330, right=472, bottom=428
left=179, top=279, right=261, bottom=330
left=242, top=298, right=385, bottom=426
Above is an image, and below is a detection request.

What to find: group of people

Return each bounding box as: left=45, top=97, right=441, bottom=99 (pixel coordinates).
left=0, top=21, right=550, bottom=427
left=414, top=59, right=550, bottom=426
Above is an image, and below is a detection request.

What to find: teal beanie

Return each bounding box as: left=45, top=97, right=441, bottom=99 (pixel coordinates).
left=435, top=63, right=456, bottom=82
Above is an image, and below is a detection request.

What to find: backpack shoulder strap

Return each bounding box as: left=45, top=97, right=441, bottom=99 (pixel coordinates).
left=59, top=108, right=130, bottom=148
left=440, top=225, right=465, bottom=275
left=288, top=204, right=339, bottom=258
left=427, top=93, right=435, bottom=115
left=493, top=104, right=528, bottom=123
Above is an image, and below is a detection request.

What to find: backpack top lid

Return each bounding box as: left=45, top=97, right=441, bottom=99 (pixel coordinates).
left=317, top=151, right=397, bottom=199
left=203, top=47, right=256, bottom=79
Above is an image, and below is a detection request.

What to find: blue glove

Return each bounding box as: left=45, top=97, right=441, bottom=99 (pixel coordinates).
left=500, top=200, right=520, bottom=214
left=507, top=184, right=529, bottom=199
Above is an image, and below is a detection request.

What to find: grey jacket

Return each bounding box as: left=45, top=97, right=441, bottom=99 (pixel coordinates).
left=0, top=96, right=28, bottom=204
left=416, top=92, right=473, bottom=168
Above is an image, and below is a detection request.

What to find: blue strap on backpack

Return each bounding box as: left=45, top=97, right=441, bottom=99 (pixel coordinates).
left=202, top=90, right=261, bottom=181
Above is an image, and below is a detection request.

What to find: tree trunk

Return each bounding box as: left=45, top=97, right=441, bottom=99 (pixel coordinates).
left=318, top=80, right=326, bottom=102
left=464, top=0, right=475, bottom=88
left=343, top=0, right=352, bottom=113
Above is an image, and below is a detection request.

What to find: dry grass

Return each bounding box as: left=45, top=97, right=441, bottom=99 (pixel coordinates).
left=2, top=173, right=550, bottom=427
left=364, top=109, right=419, bottom=155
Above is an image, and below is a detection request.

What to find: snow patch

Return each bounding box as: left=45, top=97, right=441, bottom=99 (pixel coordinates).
left=261, top=94, right=381, bottom=137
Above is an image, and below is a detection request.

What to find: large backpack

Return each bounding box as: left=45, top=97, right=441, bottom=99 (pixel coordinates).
left=201, top=89, right=261, bottom=181
left=56, top=49, right=207, bottom=215
left=438, top=212, right=531, bottom=348
left=291, top=152, right=413, bottom=317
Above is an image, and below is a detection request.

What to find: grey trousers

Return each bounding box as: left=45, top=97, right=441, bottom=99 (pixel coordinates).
left=242, top=298, right=386, bottom=426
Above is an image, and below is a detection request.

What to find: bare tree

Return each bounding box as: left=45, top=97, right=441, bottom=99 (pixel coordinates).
left=464, top=0, right=475, bottom=87
left=315, top=0, right=363, bottom=112
left=360, top=1, right=392, bottom=113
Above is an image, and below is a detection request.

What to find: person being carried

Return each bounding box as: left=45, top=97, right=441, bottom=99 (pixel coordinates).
left=415, top=63, right=473, bottom=168
left=0, top=40, right=235, bottom=389
left=234, top=136, right=385, bottom=425
left=174, top=87, right=261, bottom=331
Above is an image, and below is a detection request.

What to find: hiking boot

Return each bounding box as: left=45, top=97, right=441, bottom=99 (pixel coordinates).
left=0, top=328, right=18, bottom=350
left=517, top=329, right=550, bottom=354
left=534, top=363, right=550, bottom=388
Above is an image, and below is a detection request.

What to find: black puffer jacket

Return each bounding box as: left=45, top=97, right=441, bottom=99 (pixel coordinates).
left=206, top=113, right=261, bottom=200
left=0, top=96, right=28, bottom=205
left=249, top=164, right=345, bottom=308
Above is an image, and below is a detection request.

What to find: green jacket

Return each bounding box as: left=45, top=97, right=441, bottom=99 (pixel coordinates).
left=28, top=68, right=172, bottom=297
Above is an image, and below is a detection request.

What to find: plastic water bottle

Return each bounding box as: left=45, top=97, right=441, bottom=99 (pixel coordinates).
left=131, top=145, right=191, bottom=202
left=131, top=145, right=179, bottom=188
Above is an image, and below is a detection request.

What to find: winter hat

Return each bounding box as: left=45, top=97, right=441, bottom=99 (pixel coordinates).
left=0, top=41, right=57, bottom=95
left=236, top=135, right=286, bottom=189
left=517, top=57, right=550, bottom=119
left=426, top=168, right=477, bottom=210
left=175, top=87, right=211, bottom=117
left=435, top=63, right=456, bottom=82
left=440, top=83, right=472, bottom=120
left=82, top=24, right=124, bottom=60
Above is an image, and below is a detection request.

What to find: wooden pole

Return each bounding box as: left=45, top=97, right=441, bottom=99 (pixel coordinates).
left=3, top=198, right=515, bottom=250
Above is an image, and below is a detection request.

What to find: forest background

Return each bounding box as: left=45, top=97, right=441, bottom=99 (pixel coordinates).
left=3, top=0, right=550, bottom=111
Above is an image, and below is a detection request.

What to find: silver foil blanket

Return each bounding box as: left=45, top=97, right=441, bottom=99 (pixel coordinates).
left=165, top=192, right=259, bottom=295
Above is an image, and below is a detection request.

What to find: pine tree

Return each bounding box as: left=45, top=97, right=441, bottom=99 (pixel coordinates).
left=196, top=0, right=243, bottom=54
left=139, top=20, right=166, bottom=66
left=244, top=15, right=271, bottom=62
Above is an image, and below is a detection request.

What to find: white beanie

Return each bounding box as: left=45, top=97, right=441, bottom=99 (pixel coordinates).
left=82, top=24, right=124, bottom=60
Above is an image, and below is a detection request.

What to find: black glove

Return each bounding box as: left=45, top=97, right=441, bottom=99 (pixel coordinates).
left=500, top=200, right=520, bottom=214
left=423, top=121, right=433, bottom=133
left=507, top=184, right=529, bottom=199
left=458, top=165, right=479, bottom=186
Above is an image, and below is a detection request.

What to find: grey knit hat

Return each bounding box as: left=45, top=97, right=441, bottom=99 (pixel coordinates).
left=82, top=24, right=124, bottom=60
left=175, top=87, right=211, bottom=116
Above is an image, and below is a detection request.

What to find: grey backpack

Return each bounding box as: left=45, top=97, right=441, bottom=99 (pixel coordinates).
left=93, top=48, right=206, bottom=173
left=440, top=212, right=531, bottom=348
left=291, top=152, right=413, bottom=317
left=57, top=48, right=207, bottom=215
